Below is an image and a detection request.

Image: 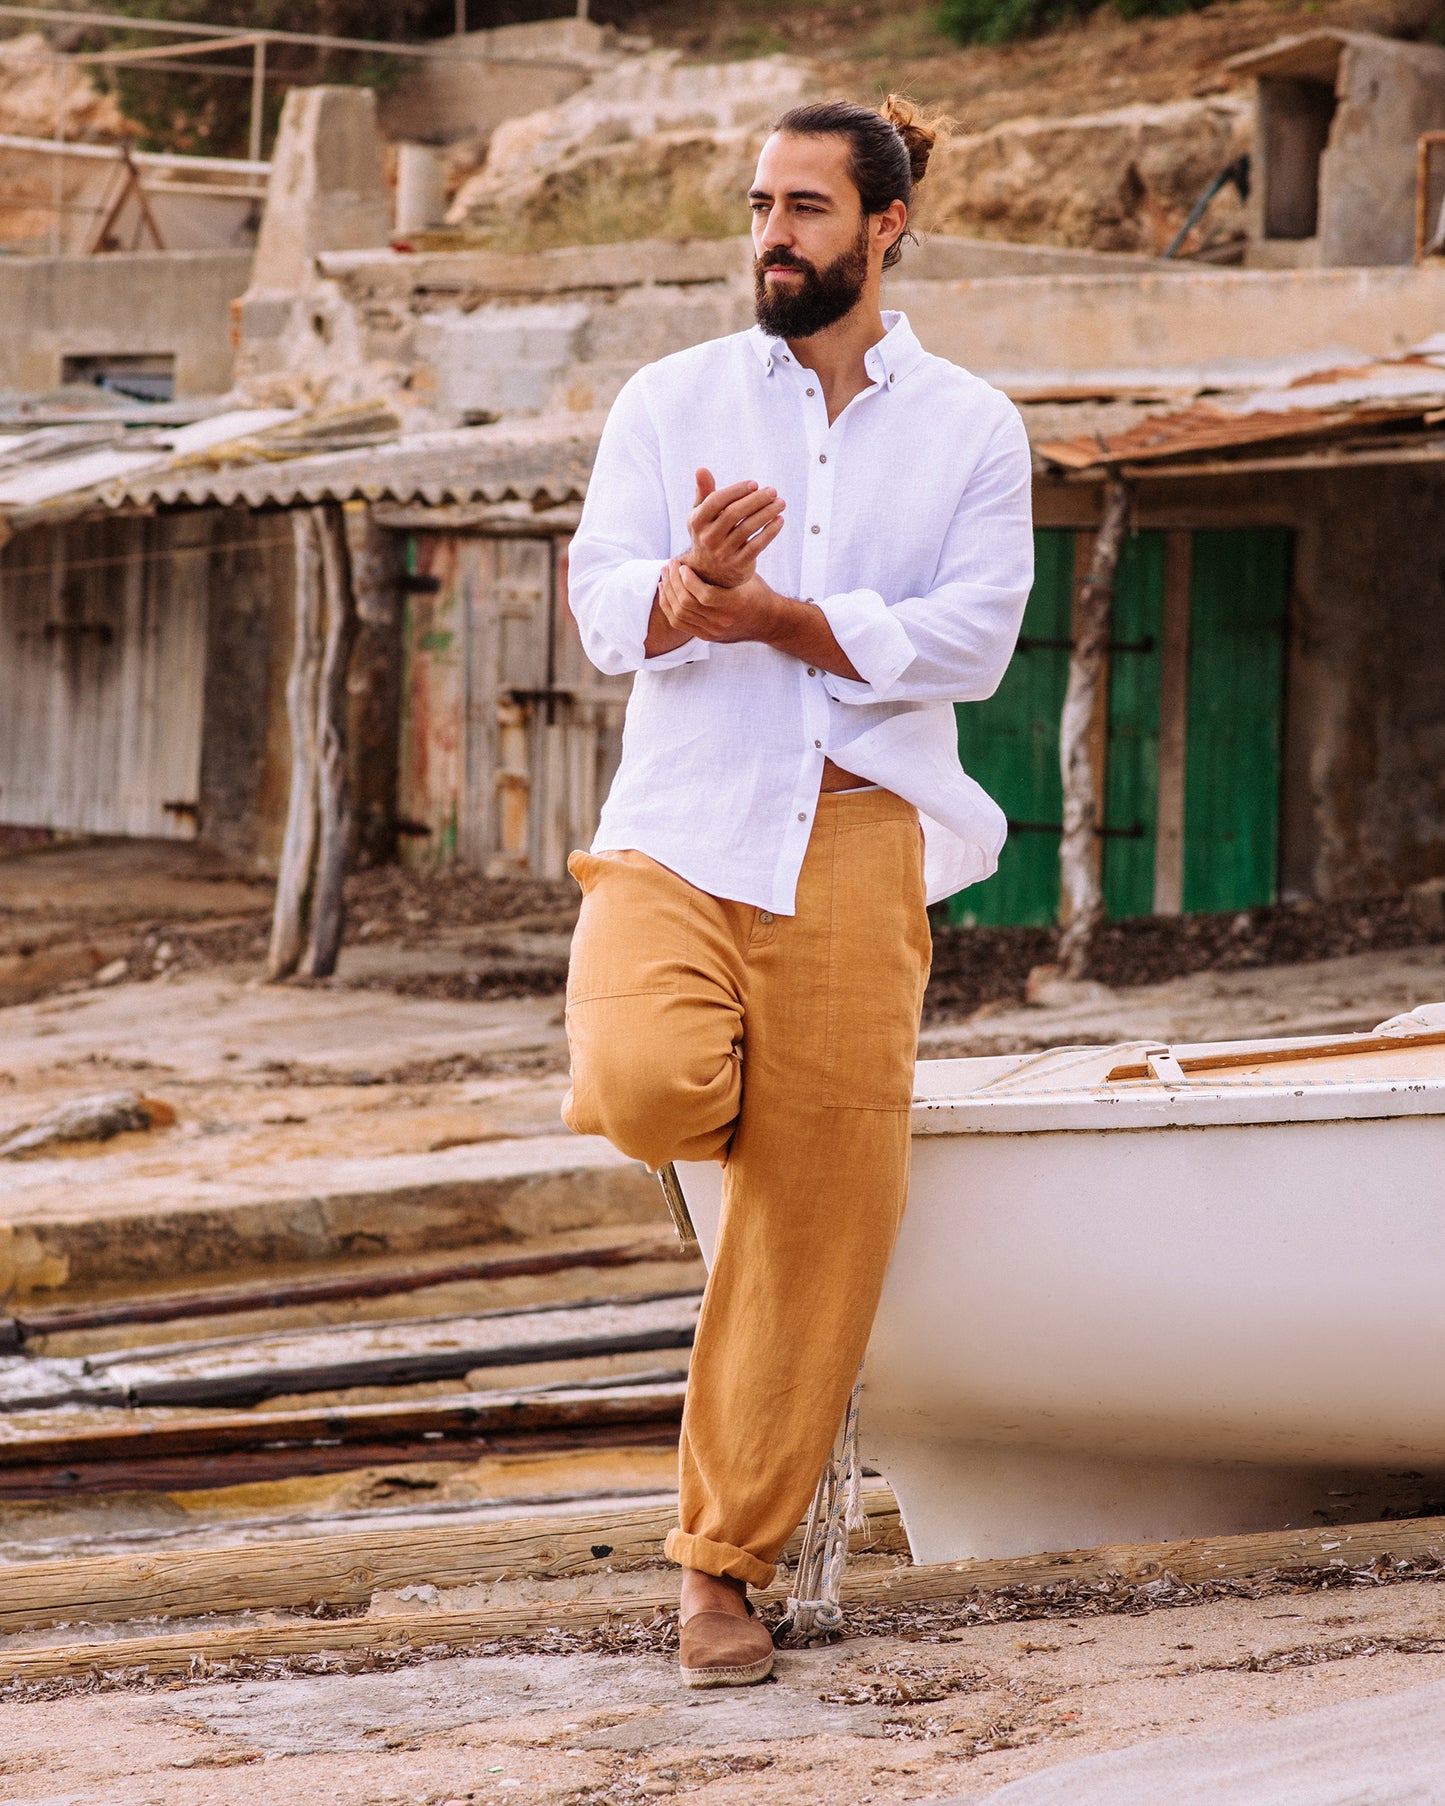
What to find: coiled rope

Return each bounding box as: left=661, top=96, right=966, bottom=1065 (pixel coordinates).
left=778, top=1369, right=866, bottom=1644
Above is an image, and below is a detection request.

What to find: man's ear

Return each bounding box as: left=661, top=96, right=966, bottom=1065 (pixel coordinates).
left=875, top=199, right=907, bottom=261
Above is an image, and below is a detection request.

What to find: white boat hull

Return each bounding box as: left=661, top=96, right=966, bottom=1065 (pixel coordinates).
left=675, top=1022, right=1445, bottom=1564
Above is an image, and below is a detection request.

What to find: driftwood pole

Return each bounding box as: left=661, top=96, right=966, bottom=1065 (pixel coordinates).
left=268, top=504, right=359, bottom=983
left=300, top=505, right=359, bottom=978
left=1057, top=473, right=1131, bottom=980
left=267, top=510, right=324, bottom=980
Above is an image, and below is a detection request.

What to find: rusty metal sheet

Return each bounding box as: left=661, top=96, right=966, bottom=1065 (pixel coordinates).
left=1035, top=351, right=1445, bottom=471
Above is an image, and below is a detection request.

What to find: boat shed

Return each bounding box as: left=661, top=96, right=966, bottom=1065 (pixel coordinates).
left=0, top=407, right=617, bottom=880
left=1, top=354, right=1444, bottom=929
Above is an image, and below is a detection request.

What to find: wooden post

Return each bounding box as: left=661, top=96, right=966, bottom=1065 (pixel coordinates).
left=267, top=510, right=324, bottom=981
left=344, top=502, right=403, bottom=869
left=300, top=504, right=358, bottom=979
left=1057, top=474, right=1131, bottom=979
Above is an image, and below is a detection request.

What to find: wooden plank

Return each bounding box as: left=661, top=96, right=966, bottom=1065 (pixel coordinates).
left=1151, top=530, right=1191, bottom=916
left=0, top=1490, right=904, bottom=1635
left=16, top=1237, right=691, bottom=1339
left=949, top=528, right=1073, bottom=928
left=84, top=1292, right=702, bottom=1411
left=4, top=1512, right=1442, bottom=1681
left=1100, top=530, right=1165, bottom=921
left=0, top=1418, right=680, bottom=1501
left=0, top=1380, right=688, bottom=1469
left=1181, top=528, right=1290, bottom=915
left=1104, top=1025, right=1445, bottom=1082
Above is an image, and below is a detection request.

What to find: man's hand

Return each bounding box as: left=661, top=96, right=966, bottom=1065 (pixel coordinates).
left=684, top=467, right=786, bottom=588
left=657, top=562, right=861, bottom=681
left=658, top=560, right=782, bottom=645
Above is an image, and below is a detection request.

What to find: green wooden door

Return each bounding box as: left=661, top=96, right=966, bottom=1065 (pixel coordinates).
left=950, top=529, right=1073, bottom=926
left=949, top=528, right=1287, bottom=926
left=1101, top=533, right=1165, bottom=920
left=1182, top=529, right=1290, bottom=913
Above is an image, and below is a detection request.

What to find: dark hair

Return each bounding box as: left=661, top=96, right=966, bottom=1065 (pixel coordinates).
left=770, top=95, right=943, bottom=270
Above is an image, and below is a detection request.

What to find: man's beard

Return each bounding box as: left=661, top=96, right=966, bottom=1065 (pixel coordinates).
left=753, top=221, right=869, bottom=340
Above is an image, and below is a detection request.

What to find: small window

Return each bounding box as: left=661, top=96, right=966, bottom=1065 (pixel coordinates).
left=1420, top=133, right=1445, bottom=259
left=1259, top=77, right=1337, bottom=240
left=60, top=353, right=176, bottom=403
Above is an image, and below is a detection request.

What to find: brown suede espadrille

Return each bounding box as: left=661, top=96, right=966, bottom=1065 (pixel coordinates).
left=677, top=1599, right=776, bottom=1688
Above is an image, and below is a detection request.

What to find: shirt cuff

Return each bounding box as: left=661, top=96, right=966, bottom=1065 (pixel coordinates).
left=644, top=636, right=711, bottom=669
left=603, top=557, right=710, bottom=670
left=816, top=588, right=916, bottom=702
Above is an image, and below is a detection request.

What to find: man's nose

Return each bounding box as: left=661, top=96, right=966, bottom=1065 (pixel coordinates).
left=756, top=205, right=793, bottom=251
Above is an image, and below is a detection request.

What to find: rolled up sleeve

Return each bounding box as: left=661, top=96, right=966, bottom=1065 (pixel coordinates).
left=567, top=376, right=708, bottom=676
left=822, top=405, right=1034, bottom=706
left=815, top=588, right=915, bottom=694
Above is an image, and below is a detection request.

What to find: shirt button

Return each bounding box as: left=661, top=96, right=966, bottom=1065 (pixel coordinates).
left=759, top=911, right=773, bottom=924
left=810, top=524, right=820, bottom=534
left=798, top=812, right=807, bottom=822
left=807, top=667, right=817, bottom=676
left=819, top=453, right=827, bottom=463
left=814, top=738, right=822, bottom=748
left=806, top=387, right=815, bottom=396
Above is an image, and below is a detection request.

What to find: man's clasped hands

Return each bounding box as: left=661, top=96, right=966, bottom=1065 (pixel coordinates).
left=647, top=468, right=858, bottom=680
left=654, top=468, right=790, bottom=647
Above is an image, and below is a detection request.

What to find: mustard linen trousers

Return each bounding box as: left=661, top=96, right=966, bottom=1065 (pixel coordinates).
left=561, top=788, right=931, bottom=1589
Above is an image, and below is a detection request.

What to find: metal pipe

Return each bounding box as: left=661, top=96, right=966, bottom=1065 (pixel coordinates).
left=0, top=4, right=583, bottom=62
left=248, top=36, right=267, bottom=167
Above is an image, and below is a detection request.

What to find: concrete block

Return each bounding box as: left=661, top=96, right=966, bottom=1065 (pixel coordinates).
left=251, top=86, right=391, bottom=291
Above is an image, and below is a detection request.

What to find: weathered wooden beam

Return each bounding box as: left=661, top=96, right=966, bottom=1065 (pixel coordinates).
left=267, top=510, right=325, bottom=980
left=300, top=502, right=359, bottom=980
left=0, top=1378, right=688, bottom=1469
left=0, top=1418, right=680, bottom=1501
left=17, top=1237, right=693, bottom=1340
left=1057, top=473, right=1131, bottom=979
left=68, top=1292, right=704, bottom=1412
left=3, top=1513, right=1441, bottom=1682
left=0, top=1490, right=903, bottom=1636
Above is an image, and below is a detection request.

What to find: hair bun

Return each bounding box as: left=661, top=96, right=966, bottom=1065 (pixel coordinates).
left=881, top=93, right=944, bottom=188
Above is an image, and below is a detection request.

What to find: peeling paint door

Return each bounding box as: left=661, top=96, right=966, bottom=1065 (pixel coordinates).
left=1182, top=529, right=1291, bottom=914
left=398, top=532, right=629, bottom=877
left=949, top=526, right=1288, bottom=925
left=1100, top=533, right=1167, bottom=920
left=0, top=516, right=208, bottom=839
left=951, top=528, right=1073, bottom=927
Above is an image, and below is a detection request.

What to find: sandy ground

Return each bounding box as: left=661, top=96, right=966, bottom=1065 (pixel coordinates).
left=3, top=1574, right=1445, bottom=1803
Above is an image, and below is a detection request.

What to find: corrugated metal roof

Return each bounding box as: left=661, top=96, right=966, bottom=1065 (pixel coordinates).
left=0, top=410, right=606, bottom=529
left=1034, top=349, right=1445, bottom=472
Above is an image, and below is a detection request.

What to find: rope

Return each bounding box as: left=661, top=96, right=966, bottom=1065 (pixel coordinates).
left=778, top=1367, right=867, bottom=1645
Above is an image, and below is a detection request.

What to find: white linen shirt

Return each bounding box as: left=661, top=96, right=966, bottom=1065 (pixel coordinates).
left=567, top=310, right=1034, bottom=915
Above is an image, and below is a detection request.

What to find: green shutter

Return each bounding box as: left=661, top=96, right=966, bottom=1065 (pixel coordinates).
left=1182, top=529, right=1290, bottom=914
left=1101, top=532, right=1166, bottom=920
left=950, top=528, right=1073, bottom=926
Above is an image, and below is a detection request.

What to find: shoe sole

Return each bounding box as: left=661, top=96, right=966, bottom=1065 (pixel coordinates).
left=678, top=1651, right=776, bottom=1688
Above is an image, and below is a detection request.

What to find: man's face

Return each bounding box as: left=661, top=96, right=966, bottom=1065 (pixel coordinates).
left=750, top=132, right=871, bottom=340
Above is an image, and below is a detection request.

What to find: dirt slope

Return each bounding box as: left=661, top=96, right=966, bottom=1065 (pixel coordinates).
left=606, top=0, right=1436, bottom=130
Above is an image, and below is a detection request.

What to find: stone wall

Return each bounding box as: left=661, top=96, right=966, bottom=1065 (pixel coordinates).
left=0, top=249, right=252, bottom=395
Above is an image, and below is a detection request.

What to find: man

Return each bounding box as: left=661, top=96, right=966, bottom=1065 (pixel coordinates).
left=563, top=96, right=1034, bottom=1686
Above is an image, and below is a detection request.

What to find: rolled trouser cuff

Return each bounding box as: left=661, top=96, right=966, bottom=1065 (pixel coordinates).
left=665, top=1528, right=775, bottom=1591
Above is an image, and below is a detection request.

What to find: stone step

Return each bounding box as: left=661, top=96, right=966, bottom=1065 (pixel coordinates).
left=0, top=1135, right=661, bottom=1302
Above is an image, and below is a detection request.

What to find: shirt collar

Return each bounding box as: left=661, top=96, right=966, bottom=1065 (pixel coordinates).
left=746, top=310, right=924, bottom=389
